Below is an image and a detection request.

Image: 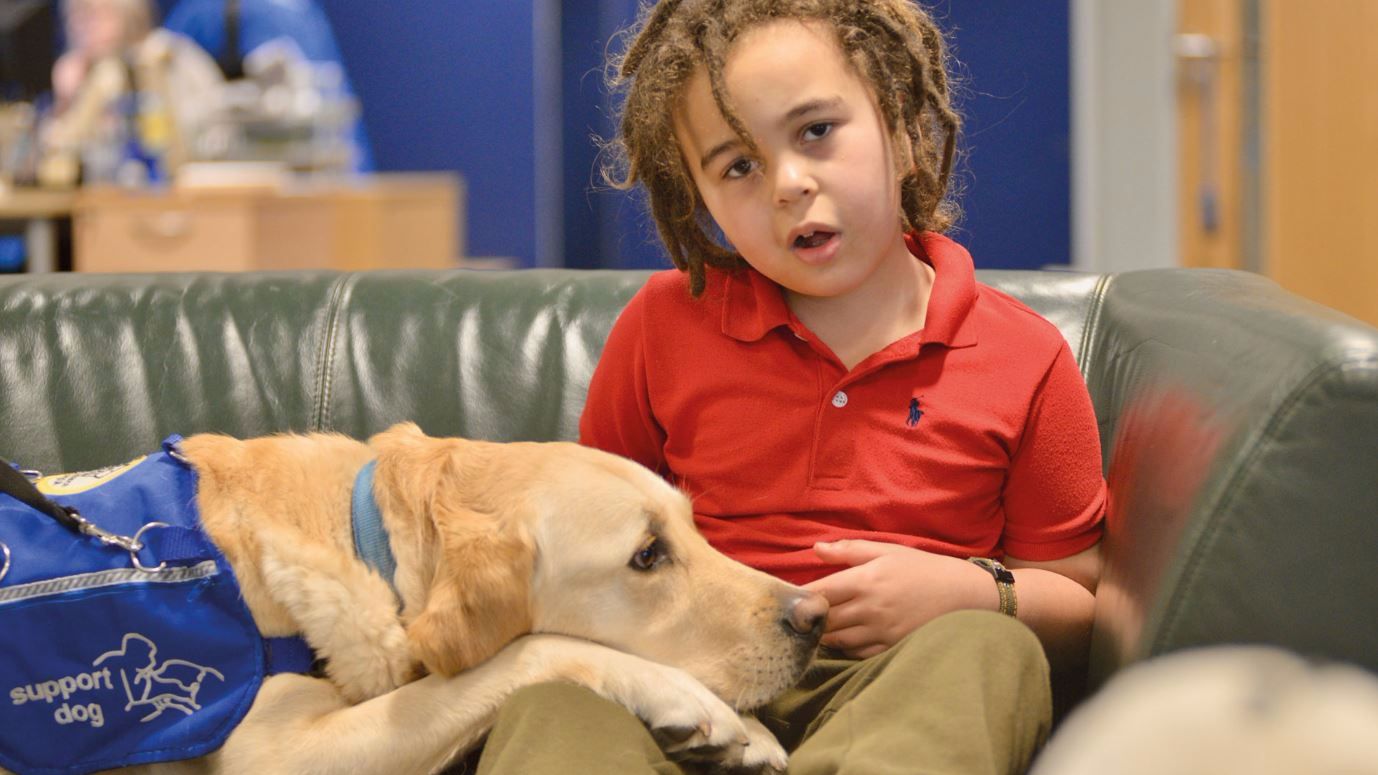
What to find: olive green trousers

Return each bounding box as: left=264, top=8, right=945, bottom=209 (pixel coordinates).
left=470, top=610, right=1051, bottom=775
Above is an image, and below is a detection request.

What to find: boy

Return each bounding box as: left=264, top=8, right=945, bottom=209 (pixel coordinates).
left=480, top=3, right=1104, bottom=773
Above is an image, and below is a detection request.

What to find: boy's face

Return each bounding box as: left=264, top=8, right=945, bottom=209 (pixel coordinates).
left=673, top=19, right=911, bottom=302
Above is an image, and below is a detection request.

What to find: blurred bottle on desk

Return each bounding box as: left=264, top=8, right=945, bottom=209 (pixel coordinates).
left=0, top=101, right=41, bottom=189
left=192, top=37, right=360, bottom=179
left=164, top=0, right=373, bottom=174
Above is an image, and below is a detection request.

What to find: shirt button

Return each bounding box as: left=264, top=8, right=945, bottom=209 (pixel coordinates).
left=831, top=391, right=848, bottom=408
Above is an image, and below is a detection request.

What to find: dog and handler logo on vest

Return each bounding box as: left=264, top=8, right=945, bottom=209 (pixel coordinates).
left=0, top=437, right=270, bottom=775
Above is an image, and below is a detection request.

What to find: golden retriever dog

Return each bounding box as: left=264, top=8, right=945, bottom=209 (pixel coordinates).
left=7, top=423, right=825, bottom=774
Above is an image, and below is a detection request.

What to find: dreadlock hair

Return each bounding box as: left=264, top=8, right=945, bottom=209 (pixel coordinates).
left=603, top=0, right=962, bottom=297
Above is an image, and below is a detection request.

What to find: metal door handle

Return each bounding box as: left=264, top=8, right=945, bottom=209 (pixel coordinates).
left=1177, top=33, right=1222, bottom=234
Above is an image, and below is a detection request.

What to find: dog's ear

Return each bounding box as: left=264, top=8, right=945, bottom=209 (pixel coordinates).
left=406, top=499, right=535, bottom=676
left=369, top=422, right=444, bottom=522
left=372, top=424, right=536, bottom=675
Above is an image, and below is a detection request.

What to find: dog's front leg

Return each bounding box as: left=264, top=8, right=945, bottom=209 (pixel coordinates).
left=211, top=633, right=786, bottom=775
left=255, top=537, right=416, bottom=704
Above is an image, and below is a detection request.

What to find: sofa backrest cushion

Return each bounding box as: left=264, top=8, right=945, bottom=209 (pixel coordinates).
left=0, top=268, right=1090, bottom=471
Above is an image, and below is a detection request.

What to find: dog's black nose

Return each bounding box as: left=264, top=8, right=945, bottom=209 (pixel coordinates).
left=786, top=591, right=829, bottom=637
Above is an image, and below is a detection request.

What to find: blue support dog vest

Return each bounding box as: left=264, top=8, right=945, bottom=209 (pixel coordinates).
left=0, top=437, right=313, bottom=775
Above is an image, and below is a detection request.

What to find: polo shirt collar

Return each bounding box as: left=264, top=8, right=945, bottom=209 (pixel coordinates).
left=719, top=231, right=979, bottom=348
left=909, top=231, right=978, bottom=348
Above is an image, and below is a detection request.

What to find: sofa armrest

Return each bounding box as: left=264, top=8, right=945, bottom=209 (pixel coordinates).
left=1081, top=268, right=1378, bottom=687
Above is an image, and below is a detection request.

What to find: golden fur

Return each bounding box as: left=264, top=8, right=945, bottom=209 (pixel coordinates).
left=42, top=422, right=823, bottom=774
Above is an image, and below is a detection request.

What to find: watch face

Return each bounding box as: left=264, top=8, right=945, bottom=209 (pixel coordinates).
left=969, top=558, right=1017, bottom=617
left=973, top=557, right=1015, bottom=584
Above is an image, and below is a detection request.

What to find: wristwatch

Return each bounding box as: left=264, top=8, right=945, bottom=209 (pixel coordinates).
left=968, top=557, right=1017, bottom=617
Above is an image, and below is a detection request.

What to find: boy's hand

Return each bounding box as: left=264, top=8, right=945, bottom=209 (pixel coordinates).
left=803, top=540, right=993, bottom=658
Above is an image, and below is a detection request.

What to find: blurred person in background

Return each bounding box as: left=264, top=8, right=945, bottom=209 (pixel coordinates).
left=1031, top=646, right=1378, bottom=775
left=163, top=0, right=373, bottom=172
left=41, top=0, right=224, bottom=185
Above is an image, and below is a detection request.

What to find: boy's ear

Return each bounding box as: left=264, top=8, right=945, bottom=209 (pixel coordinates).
left=405, top=496, right=534, bottom=676
left=892, top=122, right=920, bottom=177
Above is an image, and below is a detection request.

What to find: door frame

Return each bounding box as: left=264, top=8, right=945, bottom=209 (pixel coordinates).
left=1071, top=0, right=1179, bottom=272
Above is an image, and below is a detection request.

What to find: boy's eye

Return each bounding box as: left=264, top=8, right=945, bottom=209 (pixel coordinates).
left=802, top=122, right=834, bottom=142
left=723, top=157, right=757, bottom=179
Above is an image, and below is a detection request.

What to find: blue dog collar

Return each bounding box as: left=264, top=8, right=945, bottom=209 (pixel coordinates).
left=351, top=460, right=398, bottom=593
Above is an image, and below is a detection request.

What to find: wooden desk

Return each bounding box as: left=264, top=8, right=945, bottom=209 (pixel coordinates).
left=0, top=188, right=77, bottom=272
left=71, top=173, right=465, bottom=273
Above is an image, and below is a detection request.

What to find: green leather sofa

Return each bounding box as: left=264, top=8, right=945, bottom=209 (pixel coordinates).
left=2, top=266, right=1376, bottom=708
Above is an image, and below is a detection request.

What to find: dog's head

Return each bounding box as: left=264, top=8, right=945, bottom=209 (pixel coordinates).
left=370, top=422, right=824, bottom=710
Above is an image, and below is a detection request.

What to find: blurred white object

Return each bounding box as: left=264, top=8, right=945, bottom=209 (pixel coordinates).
left=196, top=36, right=359, bottom=175
left=1032, top=646, right=1378, bottom=775
left=173, top=160, right=288, bottom=190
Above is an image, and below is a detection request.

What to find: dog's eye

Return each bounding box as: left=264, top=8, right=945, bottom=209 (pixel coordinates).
left=629, top=536, right=665, bottom=571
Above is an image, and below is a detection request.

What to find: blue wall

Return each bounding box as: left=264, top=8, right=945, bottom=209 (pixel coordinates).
left=155, top=1, right=1069, bottom=270
left=940, top=2, right=1071, bottom=270
left=323, top=1, right=540, bottom=265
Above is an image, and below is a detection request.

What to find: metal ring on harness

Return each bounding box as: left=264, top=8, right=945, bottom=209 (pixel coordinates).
left=165, top=442, right=191, bottom=466
left=0, top=540, right=9, bottom=585
left=131, top=522, right=171, bottom=572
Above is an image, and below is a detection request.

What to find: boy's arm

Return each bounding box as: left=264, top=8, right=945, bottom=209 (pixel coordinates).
left=1005, top=543, right=1099, bottom=676
left=806, top=540, right=1097, bottom=674
left=578, top=287, right=669, bottom=474
left=997, top=338, right=1105, bottom=673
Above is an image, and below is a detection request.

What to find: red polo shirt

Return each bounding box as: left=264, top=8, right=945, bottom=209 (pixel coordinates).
left=580, top=232, right=1105, bottom=585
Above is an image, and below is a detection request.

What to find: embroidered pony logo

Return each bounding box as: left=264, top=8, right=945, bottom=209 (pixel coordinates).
left=907, top=397, right=925, bottom=427
left=93, top=633, right=224, bottom=722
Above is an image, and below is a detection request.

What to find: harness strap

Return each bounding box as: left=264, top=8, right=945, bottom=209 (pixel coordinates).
left=0, top=461, right=84, bottom=533
left=2, top=454, right=216, bottom=568
left=144, top=524, right=218, bottom=565
left=265, top=636, right=316, bottom=676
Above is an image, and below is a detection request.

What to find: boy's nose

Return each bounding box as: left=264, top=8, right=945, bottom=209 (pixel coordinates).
left=774, top=159, right=816, bottom=204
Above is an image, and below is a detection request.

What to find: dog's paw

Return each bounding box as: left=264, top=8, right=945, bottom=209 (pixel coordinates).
left=664, top=713, right=787, bottom=774
left=738, top=714, right=788, bottom=773
left=512, top=635, right=787, bottom=771
left=619, top=663, right=750, bottom=756
left=632, top=671, right=788, bottom=772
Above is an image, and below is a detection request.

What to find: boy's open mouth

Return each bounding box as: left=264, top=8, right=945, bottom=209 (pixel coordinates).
left=793, top=231, right=836, bottom=249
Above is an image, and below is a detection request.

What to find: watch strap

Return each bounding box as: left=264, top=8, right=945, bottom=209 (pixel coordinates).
left=968, top=557, right=1018, bottom=617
